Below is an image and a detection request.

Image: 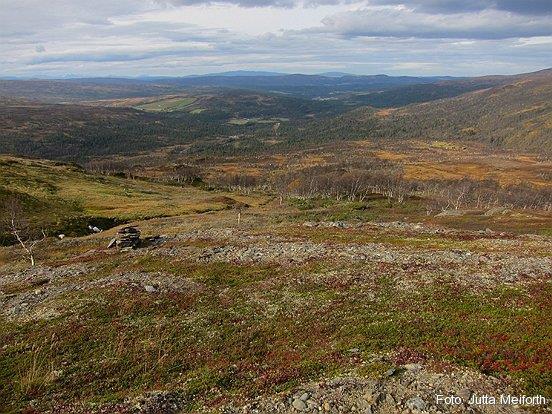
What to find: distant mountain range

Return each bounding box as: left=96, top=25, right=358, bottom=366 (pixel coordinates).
left=0, top=71, right=463, bottom=102
left=201, top=70, right=286, bottom=77
left=197, top=70, right=358, bottom=77
left=0, top=70, right=424, bottom=80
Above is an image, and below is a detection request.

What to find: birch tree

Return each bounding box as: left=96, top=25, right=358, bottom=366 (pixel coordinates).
left=2, top=197, right=45, bottom=266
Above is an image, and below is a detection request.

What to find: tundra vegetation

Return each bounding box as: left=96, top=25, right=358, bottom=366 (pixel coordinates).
left=0, top=69, right=551, bottom=413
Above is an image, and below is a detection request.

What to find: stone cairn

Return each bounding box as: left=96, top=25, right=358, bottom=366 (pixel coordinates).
left=108, top=226, right=141, bottom=249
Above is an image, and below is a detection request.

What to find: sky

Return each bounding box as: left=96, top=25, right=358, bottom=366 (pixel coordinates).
left=1, top=0, right=551, bottom=78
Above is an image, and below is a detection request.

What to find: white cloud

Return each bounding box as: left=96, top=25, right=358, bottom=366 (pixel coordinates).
left=0, top=0, right=550, bottom=77
left=515, top=36, right=552, bottom=47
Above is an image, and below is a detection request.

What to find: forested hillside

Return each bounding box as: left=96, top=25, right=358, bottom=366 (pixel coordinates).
left=0, top=89, right=343, bottom=161
left=345, top=76, right=509, bottom=108
left=0, top=102, right=231, bottom=161
left=373, top=69, right=552, bottom=154
left=290, top=69, right=552, bottom=154
left=0, top=79, right=182, bottom=102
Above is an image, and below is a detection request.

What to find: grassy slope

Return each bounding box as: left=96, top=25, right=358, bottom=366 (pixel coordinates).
left=0, top=156, right=262, bottom=238
left=0, top=158, right=550, bottom=412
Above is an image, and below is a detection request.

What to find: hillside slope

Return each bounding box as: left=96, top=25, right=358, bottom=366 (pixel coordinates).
left=342, top=75, right=511, bottom=108
left=307, top=69, right=552, bottom=154
left=0, top=70, right=550, bottom=163
left=0, top=156, right=261, bottom=242
left=0, top=73, right=514, bottom=108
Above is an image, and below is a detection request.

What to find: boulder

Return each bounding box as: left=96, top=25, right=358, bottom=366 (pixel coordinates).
left=406, top=396, right=427, bottom=411
left=108, top=226, right=141, bottom=249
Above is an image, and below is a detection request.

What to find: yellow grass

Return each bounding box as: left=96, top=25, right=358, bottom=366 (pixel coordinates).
left=404, top=160, right=551, bottom=187
left=373, top=150, right=408, bottom=161
left=0, top=156, right=266, bottom=221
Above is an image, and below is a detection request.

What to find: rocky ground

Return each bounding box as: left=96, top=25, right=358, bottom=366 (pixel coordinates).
left=1, top=212, right=551, bottom=413
left=216, top=363, right=536, bottom=414
left=2, top=221, right=550, bottom=320
left=128, top=358, right=550, bottom=414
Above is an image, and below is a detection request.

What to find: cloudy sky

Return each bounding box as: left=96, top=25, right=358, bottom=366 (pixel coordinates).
left=1, top=0, right=551, bottom=77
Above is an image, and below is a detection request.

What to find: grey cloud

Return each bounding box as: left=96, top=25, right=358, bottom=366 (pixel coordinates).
left=0, top=0, right=134, bottom=38
left=368, top=0, right=552, bottom=15
left=157, top=0, right=552, bottom=14
left=28, top=45, right=216, bottom=65
left=156, top=0, right=296, bottom=7
left=156, top=0, right=370, bottom=8
left=320, top=8, right=552, bottom=39
left=17, top=33, right=551, bottom=77
left=496, top=0, right=552, bottom=15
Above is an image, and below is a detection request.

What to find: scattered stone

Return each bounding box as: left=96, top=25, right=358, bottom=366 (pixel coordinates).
left=384, top=367, right=397, bottom=377
left=307, top=400, right=318, bottom=410
left=131, top=390, right=186, bottom=413
left=302, top=221, right=355, bottom=229
left=292, top=399, right=307, bottom=411
left=363, top=390, right=375, bottom=404
left=109, top=226, right=141, bottom=249
left=215, top=357, right=532, bottom=413
left=404, top=363, right=422, bottom=372
left=143, top=235, right=167, bottom=247
left=406, top=396, right=427, bottom=411
left=457, top=388, right=472, bottom=402
left=30, top=277, right=50, bottom=287
left=2, top=218, right=550, bottom=414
